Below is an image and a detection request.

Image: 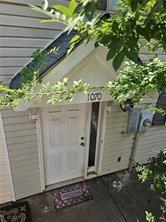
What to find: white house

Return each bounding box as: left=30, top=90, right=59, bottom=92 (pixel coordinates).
left=0, top=0, right=165, bottom=205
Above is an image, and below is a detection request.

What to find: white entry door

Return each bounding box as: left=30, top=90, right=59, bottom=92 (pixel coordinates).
left=41, top=104, right=86, bottom=186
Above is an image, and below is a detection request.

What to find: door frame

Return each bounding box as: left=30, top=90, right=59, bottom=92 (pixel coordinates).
left=36, top=102, right=107, bottom=189
left=96, top=102, right=107, bottom=175
left=84, top=102, right=107, bottom=178
left=38, top=103, right=89, bottom=189
left=36, top=108, right=45, bottom=191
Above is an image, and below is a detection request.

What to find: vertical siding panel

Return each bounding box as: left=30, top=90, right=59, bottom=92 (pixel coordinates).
left=0, top=112, right=13, bottom=204
left=101, top=102, right=134, bottom=175
left=101, top=101, right=166, bottom=172
left=1, top=109, right=41, bottom=200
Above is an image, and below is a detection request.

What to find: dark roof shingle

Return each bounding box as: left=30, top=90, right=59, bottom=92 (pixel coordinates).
left=9, top=30, right=76, bottom=89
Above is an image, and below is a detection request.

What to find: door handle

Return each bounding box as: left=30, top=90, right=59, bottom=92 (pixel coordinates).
left=80, top=142, right=85, bottom=147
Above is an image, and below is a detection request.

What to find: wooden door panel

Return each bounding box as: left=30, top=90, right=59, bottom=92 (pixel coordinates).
left=49, top=117, right=63, bottom=147
left=42, top=104, right=86, bottom=185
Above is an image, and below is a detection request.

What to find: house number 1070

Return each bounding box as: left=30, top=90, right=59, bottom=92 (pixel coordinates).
left=88, top=92, right=102, bottom=102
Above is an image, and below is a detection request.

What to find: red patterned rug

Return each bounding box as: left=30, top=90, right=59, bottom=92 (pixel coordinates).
left=52, top=181, right=92, bottom=210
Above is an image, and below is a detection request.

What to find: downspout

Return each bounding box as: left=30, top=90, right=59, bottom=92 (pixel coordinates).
left=128, top=111, right=142, bottom=173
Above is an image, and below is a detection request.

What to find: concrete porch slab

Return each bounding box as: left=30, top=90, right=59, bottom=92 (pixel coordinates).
left=23, top=170, right=161, bottom=222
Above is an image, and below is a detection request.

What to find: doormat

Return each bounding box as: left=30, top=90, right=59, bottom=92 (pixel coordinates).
left=52, top=181, right=92, bottom=210
left=0, top=201, right=32, bottom=222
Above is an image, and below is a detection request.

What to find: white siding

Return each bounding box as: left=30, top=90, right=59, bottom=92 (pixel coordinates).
left=135, top=51, right=166, bottom=163
left=0, top=0, right=68, bottom=85
left=1, top=109, right=41, bottom=200
left=101, top=102, right=134, bottom=175
left=135, top=126, right=166, bottom=163
left=0, top=113, right=13, bottom=204
left=101, top=102, right=166, bottom=174
left=139, top=47, right=165, bottom=62
left=0, top=0, right=164, bottom=85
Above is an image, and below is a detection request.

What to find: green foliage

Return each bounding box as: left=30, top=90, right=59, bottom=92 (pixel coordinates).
left=0, top=47, right=58, bottom=108
left=29, top=1, right=166, bottom=111
left=136, top=150, right=166, bottom=193
left=146, top=212, right=156, bottom=222
left=0, top=5, right=165, bottom=222
left=0, top=78, right=90, bottom=109
left=21, top=47, right=57, bottom=85
left=29, top=0, right=166, bottom=115
left=0, top=56, right=165, bottom=111
left=136, top=149, right=166, bottom=222
left=32, top=0, right=166, bottom=70
left=37, top=79, right=90, bottom=104
left=0, top=47, right=90, bottom=109
left=0, top=75, right=38, bottom=109
left=145, top=105, right=166, bottom=115
left=53, top=0, right=78, bottom=17
left=106, top=58, right=166, bottom=104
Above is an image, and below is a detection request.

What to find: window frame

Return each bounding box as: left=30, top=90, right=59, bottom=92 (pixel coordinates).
left=152, top=93, right=166, bottom=126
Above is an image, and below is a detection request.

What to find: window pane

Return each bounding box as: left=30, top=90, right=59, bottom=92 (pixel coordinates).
left=152, top=93, right=166, bottom=126
left=112, top=0, right=119, bottom=8
left=88, top=102, right=100, bottom=167
left=152, top=113, right=166, bottom=126
left=157, top=93, right=166, bottom=108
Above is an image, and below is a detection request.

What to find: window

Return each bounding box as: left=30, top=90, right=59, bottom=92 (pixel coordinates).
left=88, top=102, right=100, bottom=167
left=97, top=0, right=107, bottom=10
left=152, top=93, right=166, bottom=126
left=107, top=0, right=119, bottom=11
left=97, top=0, right=119, bottom=11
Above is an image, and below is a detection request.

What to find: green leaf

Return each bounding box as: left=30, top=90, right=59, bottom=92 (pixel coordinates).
left=70, top=34, right=80, bottom=44
left=144, top=0, right=156, bottom=9
left=124, top=47, right=140, bottom=64
left=112, top=21, right=119, bottom=33
left=53, top=0, right=78, bottom=17
left=130, top=0, right=138, bottom=12
left=53, top=5, right=71, bottom=17
left=69, top=0, right=78, bottom=15
left=113, top=50, right=125, bottom=70
left=94, top=41, right=99, bottom=48
left=106, top=40, right=122, bottom=61
left=40, top=18, right=56, bottom=23
left=84, top=2, right=96, bottom=20
left=107, top=48, right=117, bottom=61
left=163, top=0, right=166, bottom=9
left=100, top=35, right=111, bottom=45
left=136, top=26, right=150, bottom=40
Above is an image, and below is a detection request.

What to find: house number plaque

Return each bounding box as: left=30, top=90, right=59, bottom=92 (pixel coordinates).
left=88, top=92, right=102, bottom=102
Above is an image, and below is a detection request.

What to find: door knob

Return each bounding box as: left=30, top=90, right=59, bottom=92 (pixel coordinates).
left=80, top=142, right=85, bottom=147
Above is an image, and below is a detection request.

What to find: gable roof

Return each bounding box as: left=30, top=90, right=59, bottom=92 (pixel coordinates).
left=9, top=30, right=76, bottom=89
left=9, top=12, right=110, bottom=89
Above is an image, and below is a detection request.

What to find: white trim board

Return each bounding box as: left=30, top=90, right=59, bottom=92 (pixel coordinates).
left=14, top=41, right=158, bottom=111
left=15, top=41, right=96, bottom=111
left=97, top=102, right=107, bottom=175
left=15, top=89, right=113, bottom=111
left=36, top=108, right=45, bottom=191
